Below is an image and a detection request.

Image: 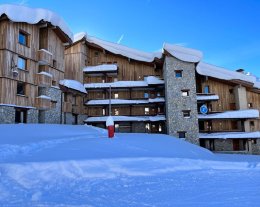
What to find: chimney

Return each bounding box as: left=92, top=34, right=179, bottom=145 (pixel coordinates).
left=236, top=69, right=245, bottom=73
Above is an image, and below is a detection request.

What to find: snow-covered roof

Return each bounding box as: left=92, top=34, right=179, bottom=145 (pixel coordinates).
left=59, top=79, right=87, bottom=94
left=163, top=43, right=203, bottom=63
left=197, top=62, right=260, bottom=89
left=198, top=109, right=259, bottom=120
left=83, top=64, right=118, bottom=73
left=84, top=76, right=164, bottom=89
left=200, top=131, right=260, bottom=139
left=85, top=115, right=166, bottom=122
left=0, top=4, right=73, bottom=41
left=196, top=95, right=219, bottom=101
left=74, top=32, right=162, bottom=63
left=86, top=98, right=165, bottom=105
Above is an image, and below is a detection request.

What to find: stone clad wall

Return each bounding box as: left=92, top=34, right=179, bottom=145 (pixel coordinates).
left=0, top=106, right=15, bottom=123
left=39, top=87, right=62, bottom=124
left=163, top=56, right=199, bottom=144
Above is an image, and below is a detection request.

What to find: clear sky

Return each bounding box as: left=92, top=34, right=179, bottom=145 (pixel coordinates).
left=1, top=0, right=260, bottom=76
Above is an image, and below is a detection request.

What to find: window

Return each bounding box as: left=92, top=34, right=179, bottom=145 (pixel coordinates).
left=231, top=121, right=238, bottom=130
left=114, top=93, right=119, bottom=99
left=178, top=131, right=186, bottom=138
left=53, top=59, right=57, bottom=68
left=175, top=70, right=182, bottom=78
left=19, top=31, right=28, bottom=46
left=229, top=89, right=234, bottom=94
left=248, top=103, right=253, bottom=108
left=64, top=93, right=68, bottom=102
left=182, top=90, right=190, bottom=97
left=15, top=109, right=27, bottom=123
left=114, top=108, right=119, bottom=116
left=17, top=82, right=25, bottom=95
left=182, top=110, right=191, bottom=118
left=144, top=92, right=149, bottom=98
left=115, top=124, right=120, bottom=132
left=51, top=100, right=57, bottom=108
left=72, top=96, right=77, bottom=106
left=159, top=124, right=162, bottom=132
left=145, top=123, right=150, bottom=132
left=17, top=56, right=27, bottom=70
left=230, top=103, right=236, bottom=110
left=145, top=107, right=149, bottom=115
left=204, top=85, right=210, bottom=94
left=94, top=51, right=99, bottom=57
left=250, top=121, right=255, bottom=127
left=206, top=121, right=212, bottom=131
left=52, top=80, right=57, bottom=86
left=102, top=108, right=106, bottom=116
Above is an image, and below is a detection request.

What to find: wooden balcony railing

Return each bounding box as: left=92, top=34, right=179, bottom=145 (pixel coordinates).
left=38, top=49, right=53, bottom=66
left=35, top=96, right=51, bottom=110
left=36, top=72, right=52, bottom=87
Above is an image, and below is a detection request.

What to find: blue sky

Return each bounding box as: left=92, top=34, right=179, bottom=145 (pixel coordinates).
left=1, top=0, right=260, bottom=76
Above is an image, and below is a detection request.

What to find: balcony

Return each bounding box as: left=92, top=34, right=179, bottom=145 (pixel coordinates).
left=38, top=49, right=53, bottom=66
left=35, top=95, right=51, bottom=110
left=36, top=71, right=52, bottom=87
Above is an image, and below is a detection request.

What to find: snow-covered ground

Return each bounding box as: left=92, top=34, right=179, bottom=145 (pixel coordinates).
left=0, top=124, right=260, bottom=206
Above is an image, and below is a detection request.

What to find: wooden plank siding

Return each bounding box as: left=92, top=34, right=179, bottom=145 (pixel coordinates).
left=247, top=90, right=260, bottom=131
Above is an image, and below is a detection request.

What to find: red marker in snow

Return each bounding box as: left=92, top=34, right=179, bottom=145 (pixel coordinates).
left=106, top=116, right=114, bottom=138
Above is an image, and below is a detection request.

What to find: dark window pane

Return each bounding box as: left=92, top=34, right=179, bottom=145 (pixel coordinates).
left=175, top=70, right=182, bottom=78
left=17, top=82, right=25, bottom=95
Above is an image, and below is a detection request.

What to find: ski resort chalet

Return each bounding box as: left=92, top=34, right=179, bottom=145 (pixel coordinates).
left=0, top=4, right=260, bottom=154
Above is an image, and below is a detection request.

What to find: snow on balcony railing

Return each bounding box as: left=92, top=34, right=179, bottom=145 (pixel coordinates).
left=59, top=79, right=87, bottom=94
left=196, top=95, right=219, bottom=101
left=85, top=115, right=166, bottom=123
left=86, top=98, right=165, bottom=105
left=84, top=76, right=164, bottom=89
left=83, top=64, right=118, bottom=73
left=199, top=131, right=260, bottom=139
left=198, top=109, right=259, bottom=120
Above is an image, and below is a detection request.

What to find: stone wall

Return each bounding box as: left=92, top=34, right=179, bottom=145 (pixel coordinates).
left=39, top=87, right=62, bottom=124
left=0, top=106, right=15, bottom=123
left=27, top=109, right=38, bottom=123
left=163, top=56, right=199, bottom=144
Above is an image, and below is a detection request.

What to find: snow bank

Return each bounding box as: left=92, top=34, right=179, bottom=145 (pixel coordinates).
left=86, top=98, right=165, bottom=105
left=163, top=43, right=203, bottom=63
left=59, top=79, right=87, bottom=94
left=85, top=115, right=166, bottom=122
left=0, top=4, right=73, bottom=41
left=74, top=32, right=162, bottom=63
left=197, top=62, right=260, bottom=89
left=83, top=64, right=118, bottom=73
left=198, top=109, right=260, bottom=120
left=200, top=131, right=260, bottom=139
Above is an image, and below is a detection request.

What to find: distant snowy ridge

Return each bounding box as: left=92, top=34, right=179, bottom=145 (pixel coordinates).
left=0, top=4, right=73, bottom=40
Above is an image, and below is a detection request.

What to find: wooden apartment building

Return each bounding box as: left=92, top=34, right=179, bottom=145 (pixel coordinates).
left=0, top=4, right=86, bottom=125
left=1, top=4, right=260, bottom=154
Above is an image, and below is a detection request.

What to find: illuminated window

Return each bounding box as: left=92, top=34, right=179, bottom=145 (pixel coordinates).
left=145, top=107, right=149, bottom=115
left=182, top=90, right=189, bottom=97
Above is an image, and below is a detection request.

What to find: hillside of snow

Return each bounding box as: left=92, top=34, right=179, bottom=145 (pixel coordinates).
left=0, top=124, right=260, bottom=206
